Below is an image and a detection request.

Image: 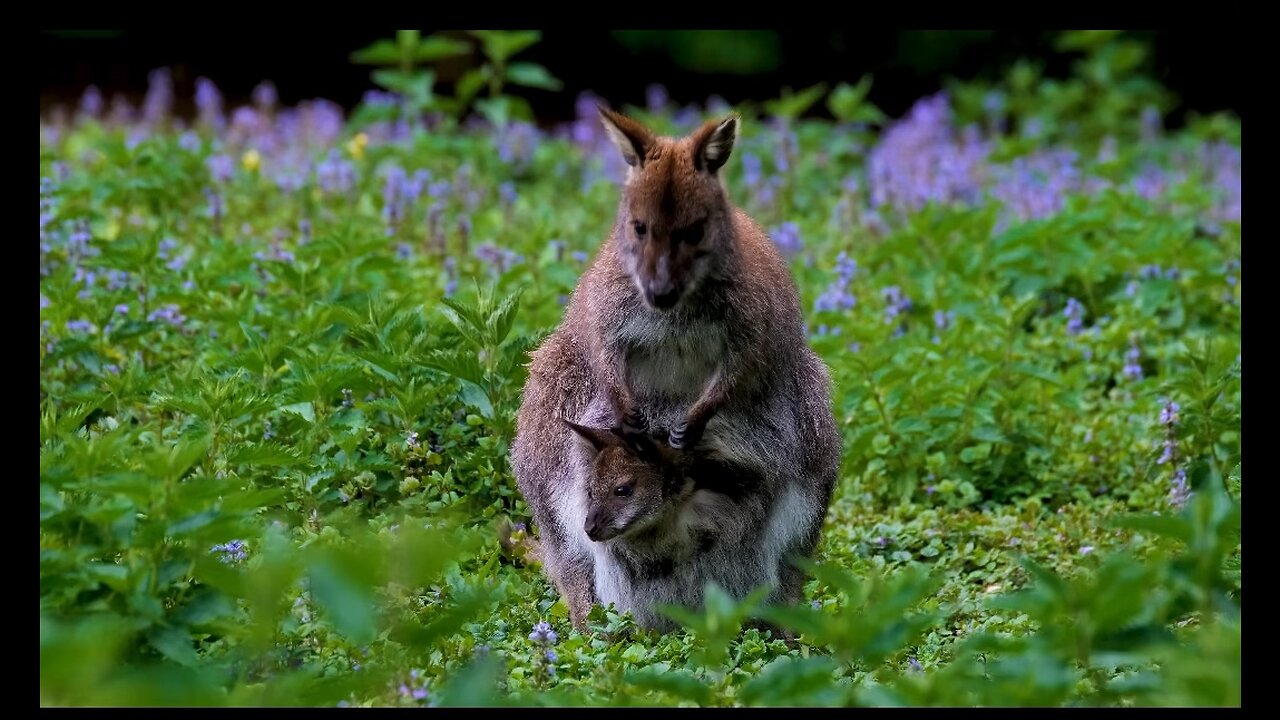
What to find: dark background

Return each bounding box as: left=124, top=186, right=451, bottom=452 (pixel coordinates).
left=39, top=30, right=1243, bottom=126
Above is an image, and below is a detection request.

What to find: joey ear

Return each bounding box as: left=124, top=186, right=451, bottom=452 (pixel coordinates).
left=692, top=114, right=738, bottom=174
left=597, top=105, right=655, bottom=169
left=562, top=418, right=622, bottom=453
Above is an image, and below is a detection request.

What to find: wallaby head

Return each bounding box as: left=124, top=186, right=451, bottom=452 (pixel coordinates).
left=563, top=418, right=690, bottom=542
left=597, top=106, right=739, bottom=311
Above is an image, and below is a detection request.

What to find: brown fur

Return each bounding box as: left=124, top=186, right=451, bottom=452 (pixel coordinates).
left=512, top=108, right=841, bottom=633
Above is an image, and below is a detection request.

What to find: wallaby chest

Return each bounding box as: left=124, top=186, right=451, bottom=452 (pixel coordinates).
left=616, top=311, right=727, bottom=402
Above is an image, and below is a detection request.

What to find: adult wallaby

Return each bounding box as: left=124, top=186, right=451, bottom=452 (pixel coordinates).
left=511, top=106, right=840, bottom=631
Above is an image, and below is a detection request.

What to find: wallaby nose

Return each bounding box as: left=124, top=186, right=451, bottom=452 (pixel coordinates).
left=645, top=284, right=680, bottom=309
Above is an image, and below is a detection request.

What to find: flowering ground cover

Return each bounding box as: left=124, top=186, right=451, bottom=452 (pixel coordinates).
left=39, top=31, right=1240, bottom=707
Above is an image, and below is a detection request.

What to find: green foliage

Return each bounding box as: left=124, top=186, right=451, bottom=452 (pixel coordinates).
left=39, top=31, right=1239, bottom=707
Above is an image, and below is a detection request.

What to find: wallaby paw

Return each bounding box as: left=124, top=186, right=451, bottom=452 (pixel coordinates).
left=622, top=406, right=648, bottom=435
left=668, top=419, right=704, bottom=450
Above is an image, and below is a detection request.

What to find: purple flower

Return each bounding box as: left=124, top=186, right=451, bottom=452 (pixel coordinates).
left=1123, top=339, right=1143, bottom=380
left=210, top=539, right=249, bottom=564
left=867, top=93, right=988, bottom=214
left=207, top=155, right=234, bottom=184
left=406, top=431, right=419, bottom=449
left=571, top=251, right=589, bottom=264
left=147, top=304, right=187, bottom=328
left=114, top=303, right=130, bottom=315
left=79, top=85, right=104, bottom=117
left=1079, top=545, right=1095, bottom=556
left=142, top=67, right=174, bottom=125
left=1169, top=467, right=1190, bottom=509
left=474, top=243, right=522, bottom=274
left=882, top=286, right=913, bottom=325
left=544, top=649, right=558, bottom=663
left=497, top=121, right=541, bottom=167
left=1063, top=297, right=1085, bottom=335
left=66, top=319, right=95, bottom=334
left=253, top=81, right=279, bottom=110
left=933, top=309, right=955, bottom=332
left=646, top=84, right=670, bottom=112
left=194, top=77, right=224, bottom=127
left=528, top=620, right=558, bottom=645
left=741, top=153, right=763, bottom=188
left=1160, top=400, right=1181, bottom=427
left=499, top=181, right=518, bottom=206
left=40, top=295, right=51, bottom=310
left=908, top=657, right=923, bottom=672
left=771, top=222, right=803, bottom=257
left=814, top=252, right=858, bottom=314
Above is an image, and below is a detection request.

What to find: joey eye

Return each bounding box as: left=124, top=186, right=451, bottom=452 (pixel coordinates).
left=632, top=221, right=647, bottom=237
left=614, top=484, right=633, bottom=497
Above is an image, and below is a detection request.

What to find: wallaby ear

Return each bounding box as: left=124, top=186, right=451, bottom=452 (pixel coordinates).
left=692, top=114, right=738, bottom=174
left=562, top=418, right=621, bottom=453
left=597, top=105, right=654, bottom=169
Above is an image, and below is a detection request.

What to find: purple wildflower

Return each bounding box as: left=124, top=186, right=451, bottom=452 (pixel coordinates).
left=210, top=539, right=248, bottom=564
left=207, top=155, right=234, bottom=184
left=741, top=153, right=763, bottom=188
left=771, top=222, right=803, bottom=257
left=1169, top=467, right=1190, bottom=509
left=406, top=431, right=419, bottom=449
left=1123, top=338, right=1143, bottom=380
left=528, top=620, right=558, bottom=645
left=1063, top=297, right=1085, bottom=335
left=194, top=77, right=225, bottom=130
left=882, top=286, right=913, bottom=325
left=147, top=304, right=187, bottom=328
left=253, top=81, right=279, bottom=110
left=66, top=319, right=95, bottom=334
left=499, top=181, right=518, bottom=206
left=142, top=67, right=174, bottom=125
left=646, top=84, right=670, bottom=112
left=474, top=243, right=522, bottom=274
left=867, top=93, right=988, bottom=214
left=79, top=85, right=104, bottom=118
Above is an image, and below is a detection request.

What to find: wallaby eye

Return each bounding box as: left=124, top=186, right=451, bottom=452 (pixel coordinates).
left=632, top=221, right=647, bottom=238
left=673, top=220, right=705, bottom=245
left=614, top=484, right=633, bottom=497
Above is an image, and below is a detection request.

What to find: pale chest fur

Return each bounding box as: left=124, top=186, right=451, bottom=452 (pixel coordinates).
left=615, top=310, right=727, bottom=407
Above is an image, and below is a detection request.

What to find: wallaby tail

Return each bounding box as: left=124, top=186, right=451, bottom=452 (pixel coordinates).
left=497, top=517, right=542, bottom=566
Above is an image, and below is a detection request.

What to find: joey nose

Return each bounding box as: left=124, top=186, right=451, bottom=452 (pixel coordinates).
left=584, top=512, right=604, bottom=541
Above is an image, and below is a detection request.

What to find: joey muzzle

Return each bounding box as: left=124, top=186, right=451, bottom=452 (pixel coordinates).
left=584, top=508, right=618, bottom=542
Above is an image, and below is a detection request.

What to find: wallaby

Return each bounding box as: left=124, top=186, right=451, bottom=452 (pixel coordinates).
left=511, top=106, right=841, bottom=632
left=563, top=416, right=771, bottom=631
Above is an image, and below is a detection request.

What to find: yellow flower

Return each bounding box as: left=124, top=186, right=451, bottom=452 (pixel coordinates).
left=242, top=149, right=261, bottom=172
left=346, top=132, right=369, bottom=160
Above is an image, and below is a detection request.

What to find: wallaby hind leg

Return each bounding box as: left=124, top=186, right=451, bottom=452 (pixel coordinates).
left=549, top=554, right=598, bottom=634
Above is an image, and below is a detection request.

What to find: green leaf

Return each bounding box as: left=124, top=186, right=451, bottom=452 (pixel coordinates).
left=623, top=666, right=711, bottom=705
left=226, top=442, right=304, bottom=467
left=470, top=30, right=541, bottom=64
left=739, top=656, right=842, bottom=706
left=413, top=36, right=472, bottom=62
left=350, top=39, right=401, bottom=65
left=146, top=625, right=200, bottom=667
left=504, top=62, right=563, bottom=91
left=307, top=556, right=378, bottom=645
left=280, top=402, right=315, bottom=424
